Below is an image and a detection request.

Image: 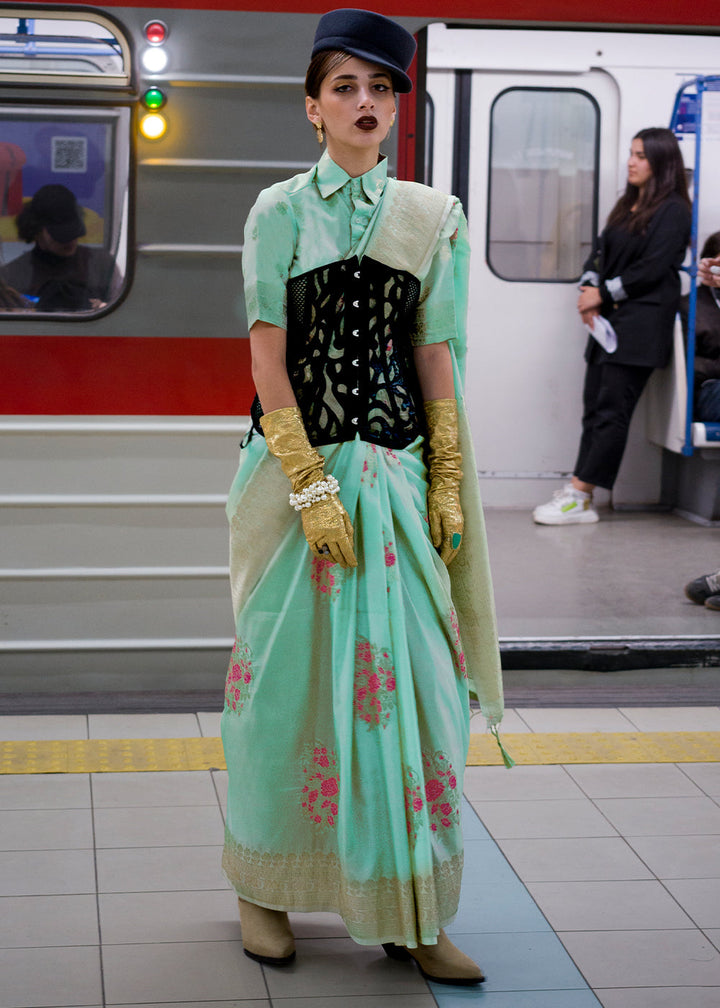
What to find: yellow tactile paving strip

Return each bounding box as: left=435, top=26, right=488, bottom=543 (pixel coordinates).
left=1, top=732, right=719, bottom=774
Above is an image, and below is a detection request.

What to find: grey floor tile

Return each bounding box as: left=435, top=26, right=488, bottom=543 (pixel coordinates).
left=663, top=878, right=720, bottom=928
left=289, top=911, right=350, bottom=939
left=0, top=894, right=99, bottom=948
left=274, top=998, right=436, bottom=1007
left=627, top=834, right=720, bottom=879
left=499, top=836, right=653, bottom=883
left=596, top=796, right=720, bottom=837
left=0, top=849, right=96, bottom=896
left=597, top=989, right=720, bottom=1008
left=443, top=930, right=589, bottom=993
left=709, top=930, right=720, bottom=952
left=198, top=710, right=223, bottom=736
left=87, top=712, right=202, bottom=739
left=0, top=945, right=102, bottom=1007
left=263, top=938, right=429, bottom=998
left=102, top=940, right=266, bottom=1003
left=94, top=803, right=224, bottom=848
left=464, top=765, right=584, bottom=802
left=566, top=762, right=705, bottom=799
left=682, top=762, right=720, bottom=797
left=0, top=808, right=93, bottom=851
left=467, top=798, right=617, bottom=840
left=96, top=843, right=227, bottom=893
left=0, top=714, right=88, bottom=741
left=513, top=708, right=636, bottom=733
left=619, top=706, right=720, bottom=731
left=213, top=769, right=229, bottom=810
left=108, top=1003, right=268, bottom=1008
left=91, top=770, right=218, bottom=808
left=434, top=991, right=601, bottom=1007
left=461, top=838, right=519, bottom=884
left=461, top=800, right=490, bottom=841
left=99, top=889, right=240, bottom=944
left=471, top=708, right=532, bottom=734
left=447, top=879, right=549, bottom=935
left=526, top=879, right=694, bottom=931
left=0, top=772, right=91, bottom=810
left=558, top=929, right=720, bottom=988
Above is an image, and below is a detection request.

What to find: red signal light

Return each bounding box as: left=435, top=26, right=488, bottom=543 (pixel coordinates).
left=144, top=21, right=168, bottom=46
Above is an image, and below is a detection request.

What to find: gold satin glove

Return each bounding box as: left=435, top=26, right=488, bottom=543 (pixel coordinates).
left=261, top=406, right=357, bottom=569
left=424, top=398, right=464, bottom=566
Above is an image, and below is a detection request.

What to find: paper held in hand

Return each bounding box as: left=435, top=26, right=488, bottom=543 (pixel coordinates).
left=586, top=315, right=617, bottom=353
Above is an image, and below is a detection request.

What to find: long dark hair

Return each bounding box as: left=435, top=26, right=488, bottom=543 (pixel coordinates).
left=606, top=127, right=690, bottom=235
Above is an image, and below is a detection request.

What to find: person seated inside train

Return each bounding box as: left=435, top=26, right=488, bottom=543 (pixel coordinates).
left=679, top=231, right=720, bottom=423
left=0, top=184, right=121, bottom=311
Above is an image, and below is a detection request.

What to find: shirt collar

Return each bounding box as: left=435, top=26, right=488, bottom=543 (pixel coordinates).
left=315, top=150, right=387, bottom=204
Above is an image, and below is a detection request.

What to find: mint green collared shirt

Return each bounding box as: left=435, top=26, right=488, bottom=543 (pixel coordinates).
left=242, top=151, right=467, bottom=348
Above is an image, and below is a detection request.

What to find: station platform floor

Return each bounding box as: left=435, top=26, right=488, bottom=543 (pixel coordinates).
left=1, top=706, right=720, bottom=1008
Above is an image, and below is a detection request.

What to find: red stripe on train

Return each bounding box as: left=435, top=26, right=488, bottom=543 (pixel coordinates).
left=90, top=0, right=720, bottom=28
left=1, top=335, right=254, bottom=415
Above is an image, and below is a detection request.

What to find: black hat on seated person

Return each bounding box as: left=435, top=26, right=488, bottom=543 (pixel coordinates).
left=311, top=8, right=417, bottom=93
left=30, top=184, right=86, bottom=244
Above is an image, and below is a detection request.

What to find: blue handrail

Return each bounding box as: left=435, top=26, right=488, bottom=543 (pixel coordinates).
left=670, top=74, right=720, bottom=455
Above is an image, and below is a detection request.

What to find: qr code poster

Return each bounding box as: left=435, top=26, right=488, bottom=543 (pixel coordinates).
left=52, top=136, right=88, bottom=174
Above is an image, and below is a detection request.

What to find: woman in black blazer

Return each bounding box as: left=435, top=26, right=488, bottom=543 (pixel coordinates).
left=534, top=127, right=691, bottom=524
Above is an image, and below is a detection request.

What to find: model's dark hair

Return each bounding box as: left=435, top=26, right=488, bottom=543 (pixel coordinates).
left=701, top=231, right=720, bottom=260
left=606, top=127, right=690, bottom=235
left=305, top=50, right=352, bottom=98
left=15, top=203, right=42, bottom=243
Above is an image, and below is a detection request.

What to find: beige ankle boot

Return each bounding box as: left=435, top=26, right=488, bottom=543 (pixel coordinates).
left=238, top=897, right=296, bottom=965
left=384, top=929, right=484, bottom=986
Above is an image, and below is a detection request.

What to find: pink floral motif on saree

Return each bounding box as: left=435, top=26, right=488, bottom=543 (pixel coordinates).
left=403, top=750, right=461, bottom=846
left=354, top=636, right=397, bottom=729
left=310, top=555, right=342, bottom=600
left=448, top=607, right=468, bottom=680
left=300, top=744, right=340, bottom=827
left=422, top=750, right=461, bottom=832
left=224, top=636, right=254, bottom=713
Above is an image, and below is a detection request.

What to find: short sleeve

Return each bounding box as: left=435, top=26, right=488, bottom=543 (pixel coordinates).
left=410, top=201, right=469, bottom=349
left=242, top=186, right=297, bottom=330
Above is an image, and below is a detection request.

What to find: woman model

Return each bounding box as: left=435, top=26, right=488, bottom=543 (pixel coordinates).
left=221, top=8, right=504, bottom=988
left=533, top=127, right=691, bottom=524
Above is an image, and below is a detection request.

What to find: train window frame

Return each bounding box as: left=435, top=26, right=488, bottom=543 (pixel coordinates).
left=0, top=103, right=132, bottom=319
left=0, top=8, right=130, bottom=87
left=486, top=85, right=600, bottom=284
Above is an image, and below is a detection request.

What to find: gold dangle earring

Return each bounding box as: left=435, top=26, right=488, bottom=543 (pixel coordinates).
left=314, top=121, right=324, bottom=145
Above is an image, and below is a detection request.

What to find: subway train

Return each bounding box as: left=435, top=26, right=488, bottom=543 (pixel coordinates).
left=1, top=2, right=719, bottom=707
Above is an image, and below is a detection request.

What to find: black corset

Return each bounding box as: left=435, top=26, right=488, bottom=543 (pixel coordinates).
left=252, top=256, right=424, bottom=450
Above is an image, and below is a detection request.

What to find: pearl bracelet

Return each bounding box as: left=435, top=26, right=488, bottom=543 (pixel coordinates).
left=289, top=474, right=340, bottom=511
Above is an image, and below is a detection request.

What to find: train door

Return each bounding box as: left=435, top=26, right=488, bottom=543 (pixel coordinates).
left=427, top=54, right=619, bottom=508
left=424, top=23, right=720, bottom=511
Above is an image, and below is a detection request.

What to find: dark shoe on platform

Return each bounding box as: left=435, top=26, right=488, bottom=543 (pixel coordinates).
left=704, top=594, right=720, bottom=611
left=685, top=571, right=720, bottom=604
left=238, top=897, right=296, bottom=965
left=383, top=930, right=485, bottom=986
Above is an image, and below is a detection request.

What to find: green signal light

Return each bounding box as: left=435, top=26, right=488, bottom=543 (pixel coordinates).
left=142, top=87, right=166, bottom=110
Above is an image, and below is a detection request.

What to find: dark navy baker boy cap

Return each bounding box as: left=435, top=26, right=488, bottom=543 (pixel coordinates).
left=311, top=8, right=417, bottom=93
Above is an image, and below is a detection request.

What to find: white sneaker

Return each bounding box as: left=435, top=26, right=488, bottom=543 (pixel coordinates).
left=532, top=482, right=599, bottom=525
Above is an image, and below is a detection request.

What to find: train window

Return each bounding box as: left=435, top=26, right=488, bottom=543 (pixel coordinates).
left=0, top=11, right=129, bottom=84
left=0, top=10, right=131, bottom=317
left=487, top=87, right=599, bottom=282
left=0, top=107, right=130, bottom=316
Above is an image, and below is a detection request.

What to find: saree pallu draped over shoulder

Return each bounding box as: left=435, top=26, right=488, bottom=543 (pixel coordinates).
left=221, top=171, right=503, bottom=948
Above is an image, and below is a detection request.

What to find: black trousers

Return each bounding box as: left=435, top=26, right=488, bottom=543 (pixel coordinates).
left=574, top=360, right=653, bottom=490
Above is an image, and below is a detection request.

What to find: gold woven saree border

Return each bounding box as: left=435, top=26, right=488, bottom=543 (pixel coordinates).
left=222, top=829, right=463, bottom=946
